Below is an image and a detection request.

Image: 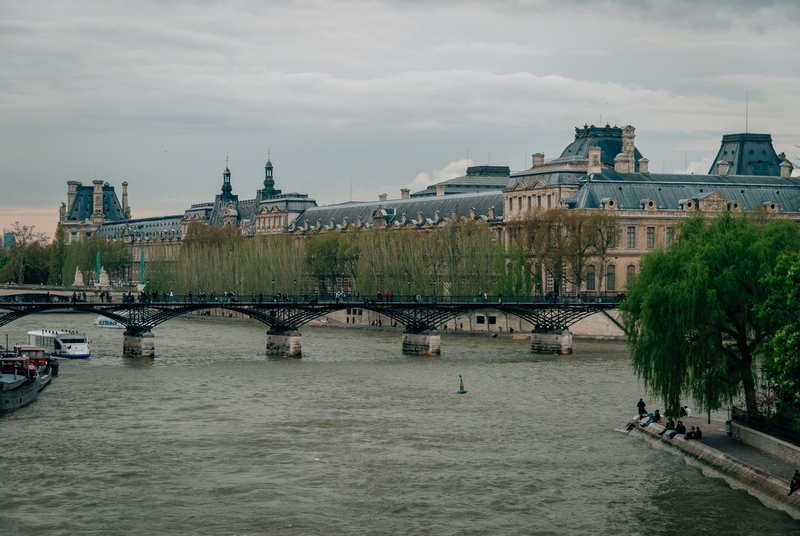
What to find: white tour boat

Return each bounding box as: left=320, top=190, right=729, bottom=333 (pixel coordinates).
left=26, top=329, right=91, bottom=359
left=93, top=315, right=124, bottom=329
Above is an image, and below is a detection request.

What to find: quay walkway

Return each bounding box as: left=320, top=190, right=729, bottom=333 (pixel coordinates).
left=630, top=415, right=800, bottom=520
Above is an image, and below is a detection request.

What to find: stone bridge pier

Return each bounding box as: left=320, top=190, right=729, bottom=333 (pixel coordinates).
left=402, top=331, right=441, bottom=356
left=530, top=327, right=573, bottom=355
left=123, top=329, right=155, bottom=358
left=266, top=330, right=302, bottom=357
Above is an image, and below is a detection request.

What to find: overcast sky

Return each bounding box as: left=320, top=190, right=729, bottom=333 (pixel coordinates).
left=2, top=0, right=799, bottom=237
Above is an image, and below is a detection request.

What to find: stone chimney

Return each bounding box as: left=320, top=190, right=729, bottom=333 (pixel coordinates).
left=92, top=180, right=104, bottom=215
left=316, top=219, right=322, bottom=228
left=587, top=146, right=603, bottom=175
left=330, top=218, right=335, bottom=229
left=451, top=209, right=458, bottom=221
left=357, top=215, right=363, bottom=227
left=304, top=219, right=309, bottom=230
left=614, top=153, right=630, bottom=174
left=379, top=193, right=388, bottom=202
left=417, top=211, right=424, bottom=223
left=121, top=181, right=130, bottom=219
left=622, top=125, right=635, bottom=163
left=639, top=158, right=649, bottom=174
left=716, top=160, right=729, bottom=176
left=343, top=217, right=349, bottom=228
left=532, top=153, right=545, bottom=167
left=780, top=161, right=792, bottom=179
left=401, top=212, right=407, bottom=224
left=436, top=185, right=445, bottom=196
left=67, top=181, right=81, bottom=212
left=488, top=206, right=495, bottom=219
left=401, top=188, right=410, bottom=199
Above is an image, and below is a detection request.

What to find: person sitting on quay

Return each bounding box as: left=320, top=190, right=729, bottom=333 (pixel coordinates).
left=789, top=470, right=800, bottom=496
left=659, top=417, right=675, bottom=435
left=684, top=426, right=702, bottom=440
left=667, top=420, right=686, bottom=439
left=653, top=410, right=662, bottom=423
left=680, top=405, right=692, bottom=418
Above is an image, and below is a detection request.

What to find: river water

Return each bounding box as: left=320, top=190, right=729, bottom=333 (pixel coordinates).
left=1, top=313, right=798, bottom=535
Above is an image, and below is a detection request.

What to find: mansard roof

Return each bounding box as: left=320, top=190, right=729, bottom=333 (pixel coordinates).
left=296, top=191, right=504, bottom=231
left=411, top=165, right=510, bottom=197
left=560, top=124, right=644, bottom=171
left=509, top=159, right=589, bottom=188
left=67, top=184, right=126, bottom=222
left=572, top=168, right=800, bottom=212
left=709, top=133, right=790, bottom=176
left=94, top=215, right=184, bottom=241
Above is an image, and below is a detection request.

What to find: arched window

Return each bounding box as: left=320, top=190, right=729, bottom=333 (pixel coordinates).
left=627, top=264, right=636, bottom=286
left=586, top=265, right=596, bottom=291
left=607, top=265, right=616, bottom=291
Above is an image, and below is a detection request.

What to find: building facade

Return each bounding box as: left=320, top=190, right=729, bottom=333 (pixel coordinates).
left=64, top=125, right=797, bottom=294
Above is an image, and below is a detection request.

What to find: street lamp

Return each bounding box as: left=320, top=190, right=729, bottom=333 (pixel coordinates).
left=272, top=278, right=275, bottom=301
left=407, top=280, right=411, bottom=301
left=432, top=279, right=437, bottom=303
left=293, top=278, right=297, bottom=303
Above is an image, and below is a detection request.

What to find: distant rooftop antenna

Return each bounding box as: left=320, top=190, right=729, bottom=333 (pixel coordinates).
left=745, top=92, right=749, bottom=133
left=226, top=153, right=229, bottom=167
left=488, top=150, right=490, bottom=165
left=349, top=176, right=352, bottom=202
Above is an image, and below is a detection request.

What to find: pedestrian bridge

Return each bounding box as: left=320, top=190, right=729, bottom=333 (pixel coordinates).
left=0, top=291, right=622, bottom=357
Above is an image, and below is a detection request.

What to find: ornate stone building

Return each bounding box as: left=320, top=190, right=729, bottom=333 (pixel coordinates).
left=503, top=126, right=797, bottom=294
left=64, top=126, right=797, bottom=296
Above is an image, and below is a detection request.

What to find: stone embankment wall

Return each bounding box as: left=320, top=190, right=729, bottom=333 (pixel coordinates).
left=630, top=419, right=800, bottom=520
left=732, top=422, right=800, bottom=467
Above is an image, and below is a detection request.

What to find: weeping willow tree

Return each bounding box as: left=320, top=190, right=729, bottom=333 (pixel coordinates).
left=621, top=213, right=800, bottom=416
left=147, top=224, right=306, bottom=295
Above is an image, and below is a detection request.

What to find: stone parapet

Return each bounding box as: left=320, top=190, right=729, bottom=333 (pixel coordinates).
left=732, top=422, right=800, bottom=467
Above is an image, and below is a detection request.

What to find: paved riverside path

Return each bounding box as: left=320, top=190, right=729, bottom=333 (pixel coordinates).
left=675, top=416, right=798, bottom=484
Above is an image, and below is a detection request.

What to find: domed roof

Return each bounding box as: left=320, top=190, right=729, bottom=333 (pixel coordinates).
left=265, top=159, right=273, bottom=168
left=614, top=152, right=629, bottom=161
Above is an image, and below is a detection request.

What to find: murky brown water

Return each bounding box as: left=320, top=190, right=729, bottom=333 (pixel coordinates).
left=1, top=313, right=798, bottom=535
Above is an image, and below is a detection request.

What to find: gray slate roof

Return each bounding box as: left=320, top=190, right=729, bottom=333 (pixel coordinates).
left=67, top=185, right=126, bottom=222
left=560, top=125, right=643, bottom=171
left=573, top=169, right=800, bottom=212
left=411, top=165, right=510, bottom=198
left=95, top=215, right=184, bottom=240
left=296, top=191, right=504, bottom=230
left=709, top=133, right=791, bottom=176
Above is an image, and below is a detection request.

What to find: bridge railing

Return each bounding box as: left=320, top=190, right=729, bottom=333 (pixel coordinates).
left=2, top=292, right=624, bottom=306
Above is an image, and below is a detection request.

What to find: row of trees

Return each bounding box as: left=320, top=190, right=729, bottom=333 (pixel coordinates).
left=621, top=212, right=800, bottom=419
left=0, top=222, right=131, bottom=285
left=146, top=212, right=622, bottom=298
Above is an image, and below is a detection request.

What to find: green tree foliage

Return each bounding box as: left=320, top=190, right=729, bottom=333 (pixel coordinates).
left=621, top=213, right=800, bottom=415
left=507, top=208, right=621, bottom=295
left=62, top=237, right=132, bottom=285
left=48, top=223, right=67, bottom=285
left=1, top=221, right=50, bottom=284
left=758, top=252, right=800, bottom=412
left=146, top=231, right=305, bottom=296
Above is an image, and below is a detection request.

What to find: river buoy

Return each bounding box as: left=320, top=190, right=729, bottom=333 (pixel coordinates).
left=457, top=374, right=467, bottom=394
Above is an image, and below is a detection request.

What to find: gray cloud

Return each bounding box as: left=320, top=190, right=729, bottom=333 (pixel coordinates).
left=0, top=0, right=797, bottom=235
